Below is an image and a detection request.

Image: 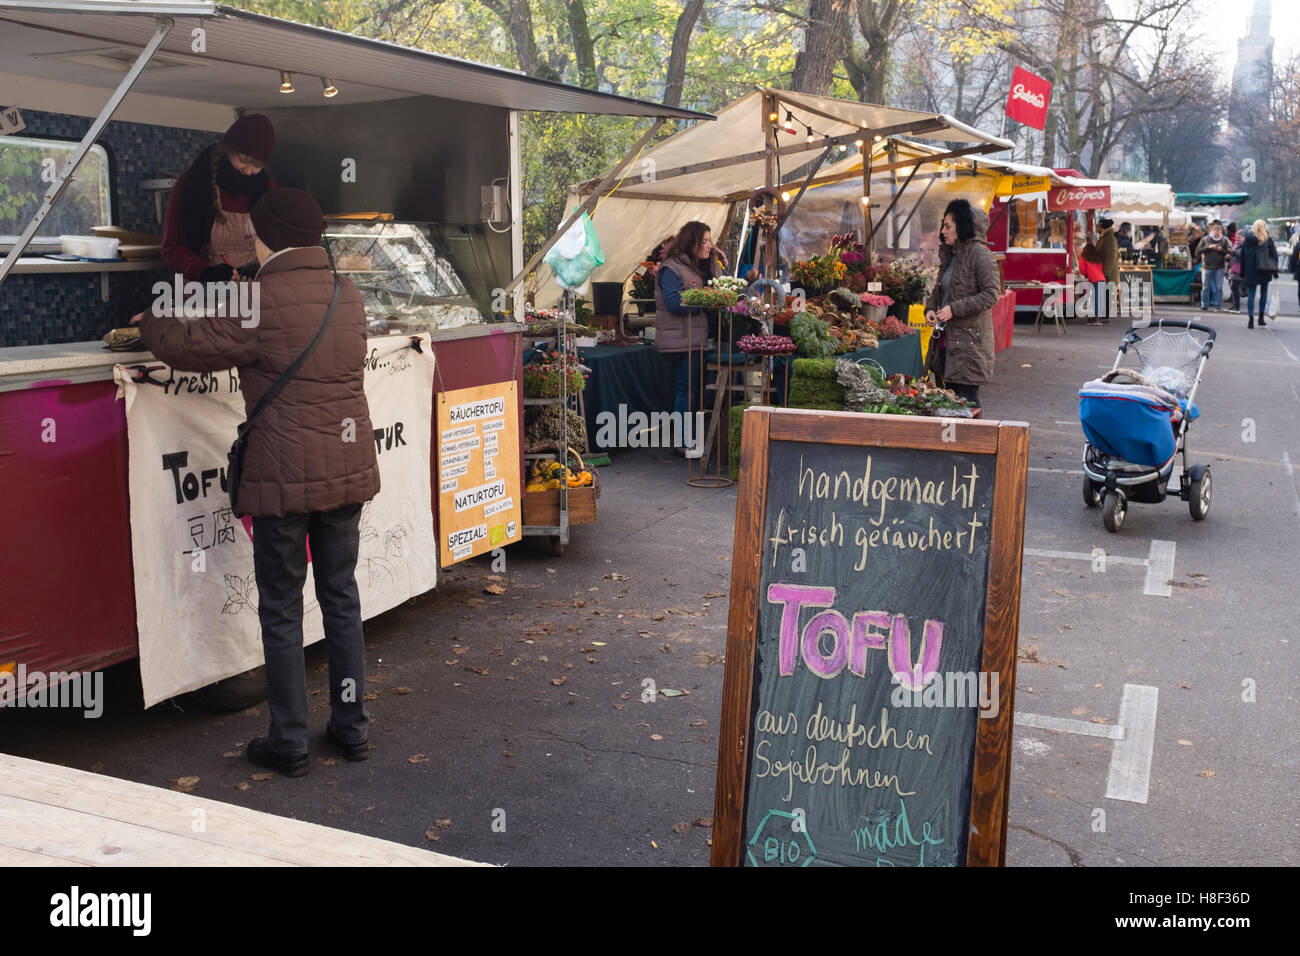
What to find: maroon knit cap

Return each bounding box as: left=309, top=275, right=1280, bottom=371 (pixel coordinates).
left=250, top=189, right=324, bottom=252
left=222, top=114, right=275, bottom=163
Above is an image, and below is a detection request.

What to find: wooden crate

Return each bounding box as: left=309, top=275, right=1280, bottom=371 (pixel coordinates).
left=523, top=485, right=598, bottom=526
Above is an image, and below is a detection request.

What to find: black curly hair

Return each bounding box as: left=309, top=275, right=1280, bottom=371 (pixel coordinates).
left=942, top=199, right=977, bottom=242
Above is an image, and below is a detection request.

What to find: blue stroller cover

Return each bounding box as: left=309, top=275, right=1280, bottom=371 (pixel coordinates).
left=1079, top=373, right=1182, bottom=468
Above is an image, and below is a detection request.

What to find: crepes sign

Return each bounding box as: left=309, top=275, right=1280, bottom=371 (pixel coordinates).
left=1048, top=184, right=1112, bottom=211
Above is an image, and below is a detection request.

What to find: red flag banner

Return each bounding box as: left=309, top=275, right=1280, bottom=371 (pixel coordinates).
left=1005, top=67, right=1052, bottom=130
left=1047, top=184, right=1112, bottom=211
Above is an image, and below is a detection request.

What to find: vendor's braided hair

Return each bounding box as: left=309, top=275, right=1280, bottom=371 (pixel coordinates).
left=210, top=142, right=230, bottom=225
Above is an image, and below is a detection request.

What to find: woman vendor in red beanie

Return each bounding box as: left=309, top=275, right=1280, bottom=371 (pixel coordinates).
left=161, top=113, right=278, bottom=282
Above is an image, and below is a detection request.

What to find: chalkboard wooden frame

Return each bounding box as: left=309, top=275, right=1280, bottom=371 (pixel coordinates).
left=710, top=407, right=1029, bottom=867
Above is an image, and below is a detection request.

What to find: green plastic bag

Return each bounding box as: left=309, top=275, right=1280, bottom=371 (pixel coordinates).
left=545, top=210, right=605, bottom=290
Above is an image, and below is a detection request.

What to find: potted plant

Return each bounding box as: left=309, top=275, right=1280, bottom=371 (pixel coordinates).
left=859, top=291, right=894, bottom=324
left=628, top=236, right=673, bottom=314
left=789, top=253, right=847, bottom=297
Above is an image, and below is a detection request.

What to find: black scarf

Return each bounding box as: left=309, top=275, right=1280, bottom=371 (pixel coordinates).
left=177, top=143, right=272, bottom=257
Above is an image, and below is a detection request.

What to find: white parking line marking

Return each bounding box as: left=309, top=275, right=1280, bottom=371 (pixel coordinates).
left=1282, top=452, right=1300, bottom=520
left=1023, top=547, right=1147, bottom=566
left=1142, top=539, right=1176, bottom=597
left=1054, top=421, right=1077, bottom=427
left=1028, top=466, right=1085, bottom=475
left=1274, top=331, right=1298, bottom=364
left=1106, top=684, right=1159, bottom=804
left=1014, top=711, right=1125, bottom=740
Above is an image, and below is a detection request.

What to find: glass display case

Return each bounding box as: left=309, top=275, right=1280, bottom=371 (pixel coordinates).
left=322, top=219, right=486, bottom=335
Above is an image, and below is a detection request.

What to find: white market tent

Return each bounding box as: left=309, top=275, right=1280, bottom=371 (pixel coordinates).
left=529, top=87, right=1014, bottom=303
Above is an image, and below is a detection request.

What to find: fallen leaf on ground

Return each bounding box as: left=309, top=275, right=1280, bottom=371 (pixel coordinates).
left=1177, top=739, right=1193, bottom=746
left=591, top=641, right=606, bottom=646
left=689, top=718, right=708, bottom=727
left=364, top=692, right=378, bottom=701
left=605, top=572, right=630, bottom=581
left=409, top=754, right=428, bottom=764
left=651, top=613, right=667, bottom=621
left=703, top=591, right=724, bottom=599
left=1198, top=769, right=1216, bottom=778
left=453, top=646, right=470, bottom=655
left=650, top=733, right=663, bottom=741
left=171, top=776, right=200, bottom=792
left=1071, top=707, right=1087, bottom=716
left=484, top=583, right=506, bottom=595
left=464, top=666, right=488, bottom=676
left=235, top=782, right=251, bottom=791
left=573, top=599, right=585, bottom=607
left=693, top=817, right=712, bottom=828
left=671, top=821, right=691, bottom=833
left=661, top=643, right=672, bottom=654
left=392, top=686, right=413, bottom=695
left=425, top=830, right=441, bottom=841
left=1179, top=681, right=1190, bottom=689
left=249, top=772, right=274, bottom=782
left=222, top=751, right=239, bottom=758
left=551, top=676, right=568, bottom=686
left=658, top=688, right=685, bottom=697
left=433, top=818, right=452, bottom=829
left=619, top=692, right=631, bottom=701
left=651, top=841, right=658, bottom=849
left=1089, top=716, right=1110, bottom=724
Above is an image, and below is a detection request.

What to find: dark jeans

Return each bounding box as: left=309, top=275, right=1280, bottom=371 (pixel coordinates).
left=949, top=383, right=981, bottom=408
left=252, top=502, right=368, bottom=756
left=664, top=350, right=708, bottom=419
left=1229, top=276, right=1242, bottom=310
left=1246, top=281, right=1270, bottom=320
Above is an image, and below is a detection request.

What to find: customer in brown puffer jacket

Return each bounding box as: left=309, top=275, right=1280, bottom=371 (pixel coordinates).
left=139, top=188, right=379, bottom=776
left=924, top=199, right=1000, bottom=408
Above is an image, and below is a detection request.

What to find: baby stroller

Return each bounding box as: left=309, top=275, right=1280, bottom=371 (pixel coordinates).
left=1078, top=319, right=1216, bottom=532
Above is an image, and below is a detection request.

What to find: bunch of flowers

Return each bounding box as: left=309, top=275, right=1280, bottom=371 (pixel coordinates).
left=524, top=347, right=588, bottom=398
left=679, top=275, right=741, bottom=309
left=859, top=292, right=895, bottom=308
left=629, top=236, right=673, bottom=300
left=710, top=275, right=748, bottom=294
left=865, top=256, right=931, bottom=308
left=790, top=253, right=847, bottom=290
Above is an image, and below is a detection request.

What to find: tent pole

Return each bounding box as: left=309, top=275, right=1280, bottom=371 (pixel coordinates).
left=0, top=16, right=175, bottom=287
left=763, top=91, right=778, bottom=278
left=862, top=135, right=874, bottom=258
left=502, top=117, right=666, bottom=297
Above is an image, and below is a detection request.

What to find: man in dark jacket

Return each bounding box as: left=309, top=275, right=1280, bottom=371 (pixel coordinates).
left=1095, top=218, right=1119, bottom=322
left=1197, top=220, right=1231, bottom=311
left=140, top=189, right=380, bottom=776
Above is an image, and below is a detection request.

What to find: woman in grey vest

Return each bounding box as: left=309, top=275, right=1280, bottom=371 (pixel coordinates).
left=654, top=221, right=722, bottom=434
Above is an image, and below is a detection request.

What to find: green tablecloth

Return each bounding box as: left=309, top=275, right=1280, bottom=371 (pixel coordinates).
left=1153, top=269, right=1195, bottom=298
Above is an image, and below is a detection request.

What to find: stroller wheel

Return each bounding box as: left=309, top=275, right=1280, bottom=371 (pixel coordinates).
left=1189, top=467, right=1211, bottom=521
left=1083, top=475, right=1102, bottom=508
left=1102, top=489, right=1127, bottom=532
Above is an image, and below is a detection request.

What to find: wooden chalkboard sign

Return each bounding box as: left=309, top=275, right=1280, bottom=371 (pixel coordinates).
left=711, top=407, right=1029, bottom=867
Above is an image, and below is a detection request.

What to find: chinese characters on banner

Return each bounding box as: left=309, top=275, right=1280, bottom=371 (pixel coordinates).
left=435, top=381, right=522, bottom=566
left=114, top=334, right=437, bottom=707
left=1004, top=66, right=1052, bottom=130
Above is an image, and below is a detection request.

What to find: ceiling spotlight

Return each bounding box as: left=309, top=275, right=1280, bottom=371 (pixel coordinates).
left=854, top=138, right=864, bottom=148
left=279, top=71, right=294, bottom=93
left=322, top=77, right=338, bottom=97
left=873, top=135, right=882, bottom=142
left=781, top=191, right=791, bottom=202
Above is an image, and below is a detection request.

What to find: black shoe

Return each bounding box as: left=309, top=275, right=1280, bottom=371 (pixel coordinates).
left=247, top=737, right=309, bottom=777
left=1248, top=318, right=1255, bottom=328
left=1259, top=317, right=1267, bottom=326
left=325, top=722, right=370, bottom=762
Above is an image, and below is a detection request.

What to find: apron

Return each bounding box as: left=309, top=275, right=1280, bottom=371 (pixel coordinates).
left=203, top=200, right=257, bottom=270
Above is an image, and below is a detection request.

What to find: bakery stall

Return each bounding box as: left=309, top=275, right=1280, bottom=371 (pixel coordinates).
left=0, top=0, right=704, bottom=704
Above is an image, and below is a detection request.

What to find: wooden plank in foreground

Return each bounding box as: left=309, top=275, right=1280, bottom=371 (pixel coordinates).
left=0, top=753, right=485, bottom=867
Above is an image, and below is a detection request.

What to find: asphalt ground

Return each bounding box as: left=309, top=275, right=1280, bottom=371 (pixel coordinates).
left=6, top=281, right=1298, bottom=868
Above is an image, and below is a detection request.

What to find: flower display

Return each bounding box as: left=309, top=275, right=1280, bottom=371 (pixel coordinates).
left=790, top=254, right=847, bottom=290
left=859, top=292, right=895, bottom=308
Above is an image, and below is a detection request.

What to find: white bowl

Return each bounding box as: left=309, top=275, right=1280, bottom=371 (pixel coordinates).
left=60, top=235, right=120, bottom=259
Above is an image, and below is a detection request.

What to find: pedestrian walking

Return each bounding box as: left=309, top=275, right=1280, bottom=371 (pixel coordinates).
left=138, top=188, right=380, bottom=775
left=1226, top=222, right=1244, bottom=313
left=1290, top=238, right=1300, bottom=309
left=1197, top=220, right=1232, bottom=311
left=1096, top=217, right=1119, bottom=322
left=1241, top=218, right=1279, bottom=329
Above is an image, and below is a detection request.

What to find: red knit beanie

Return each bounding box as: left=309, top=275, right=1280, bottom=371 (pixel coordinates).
left=222, top=114, right=275, bottom=163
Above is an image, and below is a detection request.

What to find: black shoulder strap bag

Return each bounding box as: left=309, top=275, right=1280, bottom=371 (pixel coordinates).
left=228, top=276, right=341, bottom=516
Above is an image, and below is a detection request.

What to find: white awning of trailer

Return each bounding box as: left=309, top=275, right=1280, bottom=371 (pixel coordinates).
left=1053, top=177, right=1177, bottom=217
left=0, top=0, right=709, bottom=120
